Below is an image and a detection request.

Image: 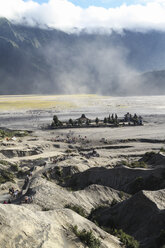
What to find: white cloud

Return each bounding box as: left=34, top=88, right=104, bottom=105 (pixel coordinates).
left=0, top=0, right=165, bottom=32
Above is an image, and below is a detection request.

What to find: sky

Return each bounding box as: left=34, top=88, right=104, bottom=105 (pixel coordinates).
left=0, top=0, right=165, bottom=32
left=28, top=0, right=149, bottom=8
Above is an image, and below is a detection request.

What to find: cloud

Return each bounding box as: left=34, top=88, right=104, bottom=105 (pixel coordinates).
left=0, top=0, right=165, bottom=32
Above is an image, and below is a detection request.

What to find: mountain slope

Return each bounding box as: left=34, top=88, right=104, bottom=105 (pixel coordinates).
left=0, top=18, right=165, bottom=95
left=93, top=189, right=165, bottom=247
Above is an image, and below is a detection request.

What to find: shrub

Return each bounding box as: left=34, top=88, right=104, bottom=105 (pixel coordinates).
left=0, top=160, right=19, bottom=172
left=129, top=161, right=147, bottom=168
left=65, top=149, right=72, bottom=153
left=111, top=199, right=118, bottom=207
left=0, top=160, right=10, bottom=166
left=87, top=207, right=139, bottom=248
left=102, top=227, right=139, bottom=248
left=72, top=225, right=101, bottom=248
left=0, top=129, right=28, bottom=138
left=10, top=163, right=19, bottom=172
left=119, top=191, right=124, bottom=199
left=14, top=131, right=29, bottom=137
left=142, top=151, right=157, bottom=162
left=55, top=167, right=63, bottom=177
left=0, top=176, right=6, bottom=184
left=121, top=160, right=129, bottom=166
left=113, top=229, right=139, bottom=248
left=17, top=169, right=27, bottom=178
left=65, top=204, right=86, bottom=217
left=121, top=160, right=147, bottom=168
left=42, top=207, right=51, bottom=211
left=160, top=147, right=165, bottom=153
left=0, top=170, right=14, bottom=184
left=88, top=205, right=108, bottom=222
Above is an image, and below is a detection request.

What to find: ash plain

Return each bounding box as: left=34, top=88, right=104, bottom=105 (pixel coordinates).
left=0, top=95, right=165, bottom=248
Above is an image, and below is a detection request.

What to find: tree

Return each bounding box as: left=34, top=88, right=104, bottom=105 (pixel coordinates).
left=52, top=115, right=63, bottom=127
left=104, top=117, right=107, bottom=124
left=81, top=114, right=86, bottom=118
left=53, top=115, right=62, bottom=126
left=86, top=119, right=90, bottom=125
left=53, top=115, right=59, bottom=126
left=78, top=119, right=82, bottom=125
left=108, top=115, right=111, bottom=123
left=95, top=117, right=99, bottom=125
left=69, top=118, right=74, bottom=126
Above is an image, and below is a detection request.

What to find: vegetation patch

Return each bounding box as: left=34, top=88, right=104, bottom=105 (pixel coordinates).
left=88, top=205, right=109, bottom=224
left=103, top=227, right=139, bottom=248
left=42, top=207, right=52, bottom=211
left=65, top=204, right=87, bottom=217
left=129, top=161, right=147, bottom=168
left=119, top=191, right=125, bottom=199
left=142, top=151, right=157, bottom=163
left=131, top=173, right=164, bottom=193
left=88, top=205, right=139, bottom=248
left=55, top=167, right=63, bottom=177
left=113, top=229, right=139, bottom=248
left=10, top=163, right=19, bottom=172
left=110, top=199, right=118, bottom=207
left=0, top=160, right=10, bottom=166
left=43, top=166, right=79, bottom=188
left=0, top=129, right=29, bottom=138
left=17, top=169, right=27, bottom=178
left=0, top=169, right=15, bottom=184
left=72, top=225, right=101, bottom=248
left=121, top=160, right=147, bottom=168
left=160, top=147, right=165, bottom=153
left=0, top=159, right=21, bottom=177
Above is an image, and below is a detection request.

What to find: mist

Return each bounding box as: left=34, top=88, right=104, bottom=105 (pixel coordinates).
left=32, top=37, right=144, bottom=96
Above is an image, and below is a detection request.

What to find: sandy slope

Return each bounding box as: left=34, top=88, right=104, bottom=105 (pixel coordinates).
left=0, top=204, right=121, bottom=248
left=0, top=106, right=165, bottom=247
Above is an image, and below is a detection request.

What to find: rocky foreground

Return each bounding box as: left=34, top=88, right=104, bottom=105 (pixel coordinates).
left=0, top=127, right=165, bottom=248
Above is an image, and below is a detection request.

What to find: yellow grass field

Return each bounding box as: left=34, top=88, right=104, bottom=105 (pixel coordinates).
left=0, top=94, right=103, bottom=110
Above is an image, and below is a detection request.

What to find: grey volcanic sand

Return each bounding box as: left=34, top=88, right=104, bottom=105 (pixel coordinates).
left=0, top=95, right=165, bottom=248
left=0, top=95, right=165, bottom=141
